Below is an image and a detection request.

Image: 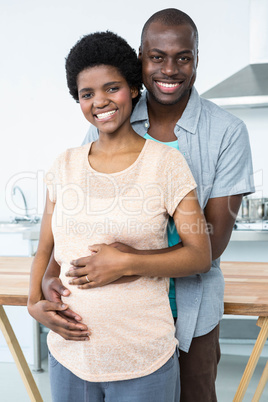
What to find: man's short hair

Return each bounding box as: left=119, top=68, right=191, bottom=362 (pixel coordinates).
left=141, top=8, right=199, bottom=49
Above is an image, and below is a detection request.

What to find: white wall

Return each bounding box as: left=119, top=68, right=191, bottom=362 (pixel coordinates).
left=1, top=0, right=267, bottom=220
left=229, top=108, right=268, bottom=197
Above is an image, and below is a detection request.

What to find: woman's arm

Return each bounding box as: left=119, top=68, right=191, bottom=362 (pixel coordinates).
left=42, top=250, right=86, bottom=322
left=27, top=191, right=90, bottom=340
left=66, top=190, right=211, bottom=288
left=28, top=191, right=55, bottom=305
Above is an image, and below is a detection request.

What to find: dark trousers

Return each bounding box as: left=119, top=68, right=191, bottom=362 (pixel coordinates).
left=179, top=324, right=221, bottom=402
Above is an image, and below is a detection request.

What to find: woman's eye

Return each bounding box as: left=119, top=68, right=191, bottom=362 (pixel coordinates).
left=108, top=87, right=119, bottom=93
left=82, top=93, right=93, bottom=99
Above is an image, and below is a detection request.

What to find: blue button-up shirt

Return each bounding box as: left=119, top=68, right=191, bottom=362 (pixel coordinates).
left=82, top=87, right=255, bottom=352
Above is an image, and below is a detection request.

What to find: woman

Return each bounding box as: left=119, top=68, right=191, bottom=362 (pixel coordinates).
left=28, top=31, right=211, bottom=402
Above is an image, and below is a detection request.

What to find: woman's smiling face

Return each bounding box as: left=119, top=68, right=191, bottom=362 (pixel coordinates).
left=77, top=65, right=138, bottom=136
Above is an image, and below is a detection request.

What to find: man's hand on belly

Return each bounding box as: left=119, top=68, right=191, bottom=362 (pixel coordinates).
left=66, top=243, right=139, bottom=289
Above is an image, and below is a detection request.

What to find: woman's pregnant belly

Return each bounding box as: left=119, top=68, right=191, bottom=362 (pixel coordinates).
left=60, top=262, right=172, bottom=339
left=47, top=262, right=177, bottom=382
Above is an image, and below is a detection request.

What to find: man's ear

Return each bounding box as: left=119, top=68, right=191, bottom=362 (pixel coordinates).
left=138, top=46, right=142, bottom=60
left=196, top=50, right=199, bottom=68
left=131, top=87, right=139, bottom=99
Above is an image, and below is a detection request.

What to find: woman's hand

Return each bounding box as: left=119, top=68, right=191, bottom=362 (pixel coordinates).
left=28, top=300, right=90, bottom=341
left=42, top=275, right=84, bottom=322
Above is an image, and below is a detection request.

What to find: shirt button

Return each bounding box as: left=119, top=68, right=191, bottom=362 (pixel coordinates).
left=145, top=122, right=149, bottom=128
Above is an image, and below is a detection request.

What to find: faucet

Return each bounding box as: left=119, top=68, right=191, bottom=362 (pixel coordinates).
left=11, top=186, right=40, bottom=224
left=11, top=186, right=40, bottom=223
left=12, top=185, right=32, bottom=222
left=12, top=186, right=29, bottom=217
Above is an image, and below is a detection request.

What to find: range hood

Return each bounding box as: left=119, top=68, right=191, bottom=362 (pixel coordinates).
left=201, top=0, right=268, bottom=108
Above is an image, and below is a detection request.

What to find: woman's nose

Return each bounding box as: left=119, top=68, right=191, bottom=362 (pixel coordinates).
left=93, top=94, right=109, bottom=108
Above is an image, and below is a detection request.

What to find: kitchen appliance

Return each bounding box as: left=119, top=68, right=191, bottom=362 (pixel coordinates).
left=201, top=0, right=268, bottom=108
left=234, top=220, right=268, bottom=231
left=238, top=197, right=268, bottom=221
left=234, top=197, right=268, bottom=230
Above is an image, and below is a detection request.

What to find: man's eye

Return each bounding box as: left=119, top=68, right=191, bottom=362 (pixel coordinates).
left=178, top=56, right=190, bottom=62
left=151, top=55, right=162, bottom=62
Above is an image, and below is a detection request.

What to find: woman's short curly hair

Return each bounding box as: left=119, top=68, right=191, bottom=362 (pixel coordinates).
left=66, top=31, right=142, bottom=107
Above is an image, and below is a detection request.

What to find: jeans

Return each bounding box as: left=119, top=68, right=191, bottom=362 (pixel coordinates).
left=49, top=349, right=180, bottom=402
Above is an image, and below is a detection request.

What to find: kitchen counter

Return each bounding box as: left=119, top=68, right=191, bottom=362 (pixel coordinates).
left=14, top=226, right=268, bottom=242
left=0, top=256, right=42, bottom=401
left=0, top=222, right=40, bottom=256
left=231, top=230, right=268, bottom=241
left=1, top=258, right=267, bottom=402
left=2, top=220, right=267, bottom=242
left=221, top=261, right=268, bottom=401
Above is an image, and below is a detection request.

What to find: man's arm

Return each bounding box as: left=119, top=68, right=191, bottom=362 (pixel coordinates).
left=204, top=194, right=243, bottom=260
left=65, top=190, right=211, bottom=288
left=202, top=118, right=254, bottom=259
left=64, top=194, right=243, bottom=288
left=114, top=194, right=242, bottom=260
left=47, top=193, right=242, bottom=296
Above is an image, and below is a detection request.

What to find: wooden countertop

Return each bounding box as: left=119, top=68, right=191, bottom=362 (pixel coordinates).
left=1, top=257, right=267, bottom=402
left=1, top=258, right=268, bottom=317
left=0, top=257, right=33, bottom=305
left=221, top=261, right=268, bottom=316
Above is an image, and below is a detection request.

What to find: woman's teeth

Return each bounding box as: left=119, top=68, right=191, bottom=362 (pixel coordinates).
left=96, top=110, right=116, bottom=120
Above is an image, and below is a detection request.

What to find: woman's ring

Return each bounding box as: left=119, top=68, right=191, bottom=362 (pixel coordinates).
left=86, top=275, right=90, bottom=283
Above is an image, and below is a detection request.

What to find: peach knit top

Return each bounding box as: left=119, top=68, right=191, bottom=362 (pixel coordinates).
left=45, top=139, right=196, bottom=382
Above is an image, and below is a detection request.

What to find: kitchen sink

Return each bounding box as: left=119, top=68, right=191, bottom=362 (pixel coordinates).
left=0, top=221, right=41, bottom=234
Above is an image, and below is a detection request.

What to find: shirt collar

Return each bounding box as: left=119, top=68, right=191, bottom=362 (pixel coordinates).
left=130, top=90, right=149, bottom=124
left=177, top=87, right=201, bottom=135
left=130, top=87, right=201, bottom=135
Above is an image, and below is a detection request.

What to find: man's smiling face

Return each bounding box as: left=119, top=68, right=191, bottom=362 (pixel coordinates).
left=139, top=21, right=198, bottom=106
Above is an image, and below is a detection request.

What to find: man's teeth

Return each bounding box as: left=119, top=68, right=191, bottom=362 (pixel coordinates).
left=157, top=82, right=180, bottom=88
left=96, top=110, right=116, bottom=119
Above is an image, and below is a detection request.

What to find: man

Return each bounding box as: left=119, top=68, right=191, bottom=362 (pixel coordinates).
left=37, top=8, right=254, bottom=401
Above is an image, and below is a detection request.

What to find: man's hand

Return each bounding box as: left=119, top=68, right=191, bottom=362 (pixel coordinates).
left=28, top=300, right=90, bottom=341
left=109, top=241, right=140, bottom=254
left=66, top=243, right=140, bottom=288
left=66, top=241, right=183, bottom=289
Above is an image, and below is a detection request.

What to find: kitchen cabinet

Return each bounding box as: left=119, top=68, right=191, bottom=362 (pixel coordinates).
left=222, top=229, right=268, bottom=263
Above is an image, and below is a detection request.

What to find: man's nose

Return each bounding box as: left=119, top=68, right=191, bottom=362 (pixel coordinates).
left=161, top=59, right=178, bottom=76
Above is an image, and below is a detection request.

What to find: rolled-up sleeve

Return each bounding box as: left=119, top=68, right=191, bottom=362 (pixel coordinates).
left=209, top=121, right=255, bottom=198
